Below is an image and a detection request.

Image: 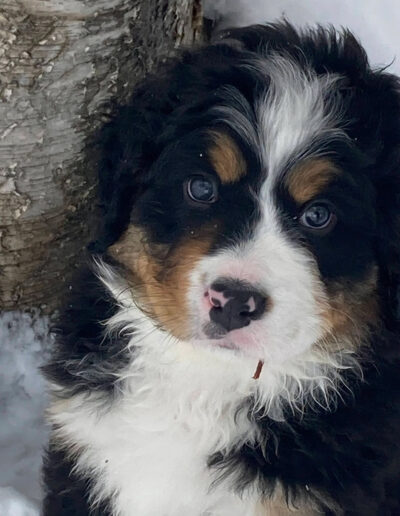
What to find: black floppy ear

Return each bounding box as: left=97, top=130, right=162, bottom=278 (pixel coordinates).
left=92, top=105, right=155, bottom=252
left=370, top=71, right=400, bottom=322
left=376, top=155, right=400, bottom=322
left=90, top=69, right=182, bottom=253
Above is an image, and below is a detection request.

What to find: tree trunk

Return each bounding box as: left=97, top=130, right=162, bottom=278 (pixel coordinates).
left=0, top=0, right=203, bottom=312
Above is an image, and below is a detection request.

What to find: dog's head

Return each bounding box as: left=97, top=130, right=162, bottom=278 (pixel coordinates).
left=96, top=23, right=400, bottom=370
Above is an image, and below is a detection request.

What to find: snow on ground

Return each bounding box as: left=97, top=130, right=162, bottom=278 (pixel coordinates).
left=0, top=488, right=39, bottom=516
left=0, top=311, right=53, bottom=516
left=204, top=0, right=400, bottom=75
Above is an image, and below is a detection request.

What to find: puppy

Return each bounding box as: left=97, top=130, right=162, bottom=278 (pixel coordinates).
left=43, top=22, right=400, bottom=516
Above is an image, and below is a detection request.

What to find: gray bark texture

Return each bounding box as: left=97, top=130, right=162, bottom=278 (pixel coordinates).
left=0, top=0, right=204, bottom=312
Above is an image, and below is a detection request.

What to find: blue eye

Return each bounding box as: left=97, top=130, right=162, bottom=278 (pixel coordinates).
left=299, top=202, right=336, bottom=231
left=186, top=176, right=218, bottom=203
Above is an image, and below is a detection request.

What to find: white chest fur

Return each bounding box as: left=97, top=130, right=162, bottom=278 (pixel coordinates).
left=49, top=340, right=262, bottom=516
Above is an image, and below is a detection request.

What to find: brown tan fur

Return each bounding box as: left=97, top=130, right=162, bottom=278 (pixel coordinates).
left=255, top=488, right=324, bottom=516
left=208, top=131, right=247, bottom=184
left=287, top=158, right=379, bottom=351
left=109, top=224, right=217, bottom=339
left=320, top=266, right=379, bottom=352
left=287, top=158, right=341, bottom=205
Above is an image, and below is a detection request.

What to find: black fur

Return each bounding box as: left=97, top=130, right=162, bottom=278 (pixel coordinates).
left=43, top=265, right=131, bottom=398
left=43, top=443, right=111, bottom=516
left=43, top=22, right=400, bottom=515
left=210, top=337, right=400, bottom=515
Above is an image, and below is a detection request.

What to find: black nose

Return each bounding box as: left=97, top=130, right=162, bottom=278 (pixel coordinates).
left=208, top=279, right=267, bottom=333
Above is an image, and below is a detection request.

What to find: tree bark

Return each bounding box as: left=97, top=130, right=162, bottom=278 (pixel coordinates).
left=0, top=0, right=203, bottom=312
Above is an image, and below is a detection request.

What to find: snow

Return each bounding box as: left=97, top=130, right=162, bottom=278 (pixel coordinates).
left=0, top=311, right=53, bottom=516
left=1, top=3, right=400, bottom=515
left=204, top=0, right=400, bottom=75
left=0, top=488, right=39, bottom=516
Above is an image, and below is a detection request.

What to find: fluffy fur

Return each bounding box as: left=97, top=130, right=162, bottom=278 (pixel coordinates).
left=43, top=23, right=400, bottom=515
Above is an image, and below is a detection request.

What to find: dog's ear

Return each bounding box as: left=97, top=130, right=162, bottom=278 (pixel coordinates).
left=90, top=69, right=182, bottom=253
left=376, top=150, right=400, bottom=322
left=371, top=73, right=400, bottom=322
left=93, top=105, right=156, bottom=252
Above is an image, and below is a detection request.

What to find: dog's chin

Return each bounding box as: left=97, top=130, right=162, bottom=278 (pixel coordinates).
left=194, top=324, right=264, bottom=360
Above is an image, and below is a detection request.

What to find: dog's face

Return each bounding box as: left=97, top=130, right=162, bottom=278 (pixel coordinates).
left=102, top=24, right=400, bottom=367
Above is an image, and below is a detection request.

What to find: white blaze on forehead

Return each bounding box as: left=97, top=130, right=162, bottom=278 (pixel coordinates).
left=213, top=53, right=346, bottom=189
left=255, top=54, right=345, bottom=191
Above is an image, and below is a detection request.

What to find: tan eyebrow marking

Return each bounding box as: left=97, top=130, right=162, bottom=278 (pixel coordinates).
left=208, top=131, right=247, bottom=184
left=287, top=158, right=341, bottom=204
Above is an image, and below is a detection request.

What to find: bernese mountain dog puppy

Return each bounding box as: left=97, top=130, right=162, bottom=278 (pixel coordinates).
left=43, top=22, right=400, bottom=516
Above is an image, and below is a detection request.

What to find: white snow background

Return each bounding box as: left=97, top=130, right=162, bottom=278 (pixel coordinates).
left=1, top=2, right=400, bottom=515
left=0, top=312, right=52, bottom=516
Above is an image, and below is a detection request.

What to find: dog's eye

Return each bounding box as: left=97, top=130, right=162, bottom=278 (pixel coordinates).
left=186, top=176, right=218, bottom=203
left=299, top=202, right=336, bottom=232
